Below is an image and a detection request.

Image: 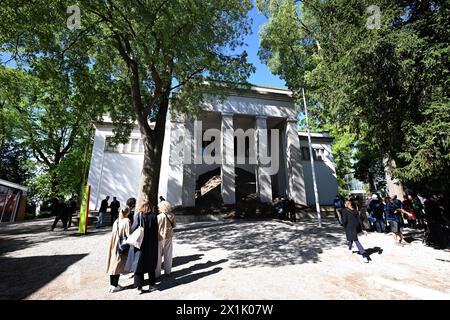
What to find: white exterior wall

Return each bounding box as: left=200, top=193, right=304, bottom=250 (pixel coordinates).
left=300, top=138, right=338, bottom=206
left=87, top=126, right=144, bottom=210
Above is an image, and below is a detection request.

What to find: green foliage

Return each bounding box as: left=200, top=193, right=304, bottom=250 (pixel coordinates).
left=1, top=0, right=256, bottom=202
left=258, top=0, right=450, bottom=191
left=0, top=140, right=33, bottom=184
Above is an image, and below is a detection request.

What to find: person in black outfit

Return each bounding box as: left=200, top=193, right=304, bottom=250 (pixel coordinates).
left=126, top=197, right=137, bottom=224
left=125, top=201, right=159, bottom=293
left=424, top=194, right=448, bottom=248
left=67, top=198, right=77, bottom=228
left=287, top=198, right=296, bottom=222
left=51, top=198, right=68, bottom=231
left=109, top=197, right=120, bottom=226
left=342, top=199, right=371, bottom=263
left=96, top=196, right=109, bottom=228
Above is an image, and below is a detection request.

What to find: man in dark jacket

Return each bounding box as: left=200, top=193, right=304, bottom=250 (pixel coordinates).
left=109, top=197, right=120, bottom=226
left=342, top=199, right=371, bottom=263
left=96, top=196, right=109, bottom=228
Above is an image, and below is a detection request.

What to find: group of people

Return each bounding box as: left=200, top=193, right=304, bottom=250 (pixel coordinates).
left=105, top=196, right=177, bottom=294
left=96, top=196, right=121, bottom=228
left=273, top=197, right=297, bottom=222
left=334, top=192, right=450, bottom=253
left=50, top=197, right=77, bottom=231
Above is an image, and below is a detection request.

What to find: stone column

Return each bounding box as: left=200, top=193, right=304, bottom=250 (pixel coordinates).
left=182, top=119, right=196, bottom=207
left=256, top=116, right=273, bottom=203
left=221, top=112, right=235, bottom=205
left=285, top=119, right=307, bottom=206
left=166, top=119, right=185, bottom=207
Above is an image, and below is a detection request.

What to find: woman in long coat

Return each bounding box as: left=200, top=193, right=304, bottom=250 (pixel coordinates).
left=105, top=207, right=131, bottom=292
left=125, top=201, right=159, bottom=293
left=156, top=201, right=176, bottom=278
left=342, top=199, right=371, bottom=263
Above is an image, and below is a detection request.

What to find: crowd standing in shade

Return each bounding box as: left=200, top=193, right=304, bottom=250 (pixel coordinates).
left=348, top=192, right=450, bottom=250
left=272, top=196, right=297, bottom=222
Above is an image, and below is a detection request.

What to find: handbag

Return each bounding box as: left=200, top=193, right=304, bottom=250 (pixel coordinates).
left=125, top=213, right=145, bottom=249
left=115, top=220, right=129, bottom=254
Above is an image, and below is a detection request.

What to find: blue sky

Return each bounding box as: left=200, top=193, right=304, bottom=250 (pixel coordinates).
left=244, top=5, right=287, bottom=89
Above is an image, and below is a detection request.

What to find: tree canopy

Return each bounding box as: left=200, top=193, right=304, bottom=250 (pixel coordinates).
left=1, top=1, right=255, bottom=204
left=258, top=0, right=450, bottom=192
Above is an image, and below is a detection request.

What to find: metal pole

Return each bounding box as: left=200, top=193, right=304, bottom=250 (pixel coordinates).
left=302, top=88, right=322, bottom=227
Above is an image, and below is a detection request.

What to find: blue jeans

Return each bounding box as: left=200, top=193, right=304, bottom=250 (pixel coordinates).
left=96, top=211, right=105, bottom=227
left=375, top=220, right=386, bottom=233
left=348, top=240, right=366, bottom=255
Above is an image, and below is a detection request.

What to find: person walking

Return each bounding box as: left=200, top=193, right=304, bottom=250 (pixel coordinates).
left=125, top=201, right=159, bottom=294
left=110, top=197, right=120, bottom=226
left=385, top=196, right=413, bottom=246
left=156, top=201, right=176, bottom=279
left=105, top=207, right=131, bottom=293
left=342, top=199, right=371, bottom=263
left=96, top=196, right=110, bottom=228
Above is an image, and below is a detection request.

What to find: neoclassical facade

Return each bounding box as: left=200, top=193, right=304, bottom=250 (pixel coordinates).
left=87, top=85, right=338, bottom=210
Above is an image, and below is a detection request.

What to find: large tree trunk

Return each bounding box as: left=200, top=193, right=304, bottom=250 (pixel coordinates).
left=383, top=158, right=405, bottom=200
left=135, top=94, right=170, bottom=210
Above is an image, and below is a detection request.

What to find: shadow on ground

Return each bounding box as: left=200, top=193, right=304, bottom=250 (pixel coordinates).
left=0, top=219, right=111, bottom=256
left=175, top=219, right=346, bottom=268
left=0, top=254, right=88, bottom=299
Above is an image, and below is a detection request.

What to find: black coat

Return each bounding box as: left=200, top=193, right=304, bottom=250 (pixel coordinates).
left=125, top=212, right=158, bottom=274
left=342, top=208, right=363, bottom=241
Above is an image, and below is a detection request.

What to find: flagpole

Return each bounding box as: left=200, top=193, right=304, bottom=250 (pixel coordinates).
left=302, top=88, right=322, bottom=227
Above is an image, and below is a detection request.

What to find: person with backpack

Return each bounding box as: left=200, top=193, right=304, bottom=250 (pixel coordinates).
left=105, top=207, right=131, bottom=293
left=156, top=201, right=177, bottom=279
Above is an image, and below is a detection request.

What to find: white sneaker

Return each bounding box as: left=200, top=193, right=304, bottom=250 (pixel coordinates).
left=108, top=285, right=115, bottom=293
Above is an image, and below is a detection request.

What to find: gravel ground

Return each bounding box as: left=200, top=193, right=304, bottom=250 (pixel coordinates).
left=0, top=217, right=449, bottom=300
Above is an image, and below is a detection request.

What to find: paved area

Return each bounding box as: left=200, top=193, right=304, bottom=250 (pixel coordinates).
left=0, top=217, right=449, bottom=300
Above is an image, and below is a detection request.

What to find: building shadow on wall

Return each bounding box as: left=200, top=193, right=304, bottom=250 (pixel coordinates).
left=175, top=219, right=346, bottom=268
left=0, top=254, right=88, bottom=299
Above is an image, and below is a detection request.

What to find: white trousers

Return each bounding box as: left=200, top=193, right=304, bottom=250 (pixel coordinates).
left=156, top=238, right=173, bottom=278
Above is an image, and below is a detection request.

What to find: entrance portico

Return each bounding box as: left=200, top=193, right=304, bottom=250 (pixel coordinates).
left=158, top=86, right=308, bottom=207
left=87, top=85, right=338, bottom=212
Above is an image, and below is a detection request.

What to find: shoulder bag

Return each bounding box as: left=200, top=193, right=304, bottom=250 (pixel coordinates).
left=125, top=213, right=145, bottom=249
